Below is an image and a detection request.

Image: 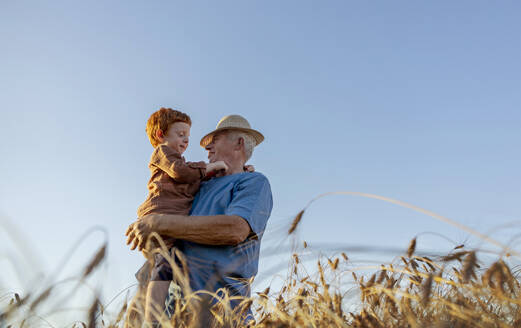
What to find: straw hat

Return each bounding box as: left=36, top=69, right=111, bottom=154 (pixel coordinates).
left=200, top=115, right=264, bottom=147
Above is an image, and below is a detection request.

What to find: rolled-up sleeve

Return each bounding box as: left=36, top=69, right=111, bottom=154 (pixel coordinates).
left=225, top=174, right=273, bottom=238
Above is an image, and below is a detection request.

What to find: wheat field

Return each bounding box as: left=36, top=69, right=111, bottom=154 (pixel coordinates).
left=2, top=194, right=520, bottom=327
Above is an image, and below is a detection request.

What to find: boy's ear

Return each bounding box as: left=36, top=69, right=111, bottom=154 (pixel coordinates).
left=155, top=129, right=164, bottom=142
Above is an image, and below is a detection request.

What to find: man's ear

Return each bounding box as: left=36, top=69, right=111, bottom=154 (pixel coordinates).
left=235, top=137, right=244, bottom=150
left=155, top=129, right=164, bottom=142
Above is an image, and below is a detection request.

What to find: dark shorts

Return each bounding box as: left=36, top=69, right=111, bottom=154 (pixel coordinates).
left=151, top=253, right=174, bottom=281
left=135, top=253, right=174, bottom=284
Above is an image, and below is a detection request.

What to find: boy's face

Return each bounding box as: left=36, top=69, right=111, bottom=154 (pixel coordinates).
left=163, top=122, right=190, bottom=154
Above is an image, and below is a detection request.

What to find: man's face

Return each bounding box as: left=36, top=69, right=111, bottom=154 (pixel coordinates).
left=205, top=131, right=235, bottom=163
left=163, top=122, right=190, bottom=154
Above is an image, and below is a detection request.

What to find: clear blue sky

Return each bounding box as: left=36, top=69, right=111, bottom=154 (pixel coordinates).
left=1, top=0, right=520, bottom=321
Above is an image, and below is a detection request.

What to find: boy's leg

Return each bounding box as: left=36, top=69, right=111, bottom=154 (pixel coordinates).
left=145, top=252, right=175, bottom=325
left=124, top=284, right=146, bottom=328
left=144, top=281, right=170, bottom=324
left=125, top=260, right=152, bottom=328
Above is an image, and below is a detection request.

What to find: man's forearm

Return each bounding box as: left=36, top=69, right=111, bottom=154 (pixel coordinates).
left=154, top=214, right=250, bottom=246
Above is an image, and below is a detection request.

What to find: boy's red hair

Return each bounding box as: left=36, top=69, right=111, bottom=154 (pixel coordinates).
left=146, top=107, right=192, bottom=147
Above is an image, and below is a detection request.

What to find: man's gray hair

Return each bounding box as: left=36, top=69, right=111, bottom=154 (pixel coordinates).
left=227, top=130, right=256, bottom=161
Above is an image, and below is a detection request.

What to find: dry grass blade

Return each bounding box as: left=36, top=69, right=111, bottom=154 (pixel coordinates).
left=441, top=251, right=468, bottom=262
left=82, top=244, right=107, bottom=278
left=288, top=210, right=305, bottom=234
left=113, top=302, right=127, bottom=326
left=376, top=268, right=387, bottom=284
left=421, top=273, right=434, bottom=306
left=406, top=238, right=416, bottom=258
left=257, top=286, right=270, bottom=299
left=331, top=258, right=339, bottom=270
left=29, top=287, right=52, bottom=312
left=462, top=251, right=477, bottom=282
left=87, top=297, right=99, bottom=328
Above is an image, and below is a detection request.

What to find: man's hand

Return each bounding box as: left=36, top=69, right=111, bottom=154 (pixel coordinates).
left=125, top=216, right=159, bottom=251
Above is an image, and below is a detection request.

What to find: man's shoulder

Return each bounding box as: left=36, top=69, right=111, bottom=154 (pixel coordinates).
left=232, top=172, right=271, bottom=194
left=235, top=172, right=270, bottom=184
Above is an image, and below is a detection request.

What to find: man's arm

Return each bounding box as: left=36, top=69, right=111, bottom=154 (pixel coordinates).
left=126, top=213, right=251, bottom=250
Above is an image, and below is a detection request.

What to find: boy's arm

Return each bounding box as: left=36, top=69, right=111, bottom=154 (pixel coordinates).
left=152, top=145, right=206, bottom=184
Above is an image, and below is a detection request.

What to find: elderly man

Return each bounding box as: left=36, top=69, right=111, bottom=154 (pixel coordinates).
left=126, top=115, right=273, bottom=325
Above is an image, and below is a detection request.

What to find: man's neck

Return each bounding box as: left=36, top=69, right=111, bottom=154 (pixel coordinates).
left=215, top=160, right=245, bottom=177
left=227, top=163, right=245, bottom=175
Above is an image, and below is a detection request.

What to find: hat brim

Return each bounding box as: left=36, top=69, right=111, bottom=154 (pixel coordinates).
left=200, top=127, right=264, bottom=148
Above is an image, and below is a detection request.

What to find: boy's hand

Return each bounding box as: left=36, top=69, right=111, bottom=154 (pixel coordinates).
left=244, top=165, right=255, bottom=172
left=206, top=161, right=228, bottom=175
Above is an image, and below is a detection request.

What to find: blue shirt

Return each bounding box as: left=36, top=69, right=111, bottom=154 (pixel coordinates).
left=179, top=172, right=273, bottom=300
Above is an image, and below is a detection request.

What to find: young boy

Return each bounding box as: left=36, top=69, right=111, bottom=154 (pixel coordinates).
left=136, top=107, right=228, bottom=325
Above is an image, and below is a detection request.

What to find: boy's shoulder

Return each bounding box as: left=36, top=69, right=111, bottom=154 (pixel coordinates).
left=150, top=144, right=182, bottom=161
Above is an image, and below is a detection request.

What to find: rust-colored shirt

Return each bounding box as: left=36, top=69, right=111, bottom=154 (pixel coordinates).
left=137, top=144, right=206, bottom=219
